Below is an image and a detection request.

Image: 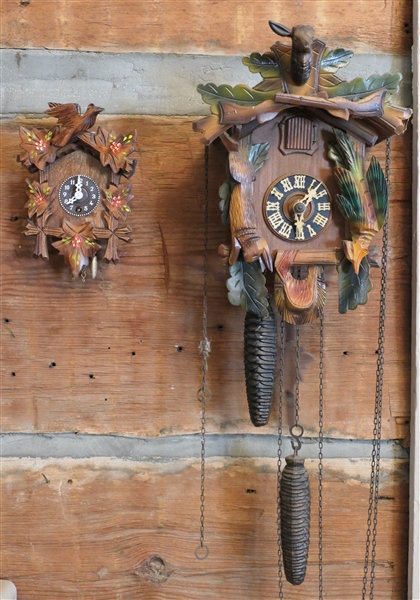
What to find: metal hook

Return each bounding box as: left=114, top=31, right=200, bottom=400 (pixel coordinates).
left=290, top=424, right=304, bottom=455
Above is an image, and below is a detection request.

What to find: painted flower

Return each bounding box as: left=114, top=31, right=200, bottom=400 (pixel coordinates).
left=78, top=127, right=137, bottom=174
left=52, top=220, right=100, bottom=278
left=24, top=179, right=55, bottom=218
left=18, top=126, right=60, bottom=170
left=102, top=182, right=134, bottom=220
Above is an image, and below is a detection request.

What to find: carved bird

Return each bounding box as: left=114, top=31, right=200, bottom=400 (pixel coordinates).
left=274, top=250, right=326, bottom=325
left=329, top=129, right=388, bottom=275
left=269, top=21, right=315, bottom=86
left=44, top=102, right=104, bottom=147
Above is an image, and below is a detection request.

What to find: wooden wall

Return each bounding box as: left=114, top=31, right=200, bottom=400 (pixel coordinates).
left=0, top=1, right=412, bottom=598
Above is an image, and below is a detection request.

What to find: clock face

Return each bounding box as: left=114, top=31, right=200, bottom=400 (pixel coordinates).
left=58, top=174, right=100, bottom=217
left=263, top=174, right=331, bottom=242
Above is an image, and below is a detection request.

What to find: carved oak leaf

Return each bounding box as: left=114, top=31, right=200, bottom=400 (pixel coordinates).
left=102, top=182, right=133, bottom=221
left=97, top=212, right=132, bottom=263
left=24, top=178, right=55, bottom=219
left=51, top=220, right=100, bottom=278
left=23, top=210, right=53, bottom=259
left=18, top=126, right=60, bottom=170
left=79, top=127, right=137, bottom=174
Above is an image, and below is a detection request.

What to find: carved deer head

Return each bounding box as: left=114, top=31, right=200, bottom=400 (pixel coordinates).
left=269, top=21, right=315, bottom=86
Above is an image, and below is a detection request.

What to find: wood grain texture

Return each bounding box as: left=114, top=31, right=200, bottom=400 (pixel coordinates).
left=0, top=457, right=409, bottom=599
left=0, top=116, right=411, bottom=441
left=0, top=0, right=412, bottom=55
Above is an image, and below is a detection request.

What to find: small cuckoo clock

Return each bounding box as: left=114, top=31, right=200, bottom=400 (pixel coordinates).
left=193, top=20, right=412, bottom=592
left=18, top=102, right=137, bottom=279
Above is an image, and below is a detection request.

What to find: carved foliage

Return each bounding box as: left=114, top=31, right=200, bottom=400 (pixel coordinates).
left=18, top=102, right=138, bottom=278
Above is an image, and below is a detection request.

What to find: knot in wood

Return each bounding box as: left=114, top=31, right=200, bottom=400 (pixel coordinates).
left=133, top=555, right=173, bottom=586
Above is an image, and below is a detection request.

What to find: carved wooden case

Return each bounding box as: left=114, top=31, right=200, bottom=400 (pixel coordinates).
left=194, top=20, right=412, bottom=321
left=18, top=102, right=137, bottom=279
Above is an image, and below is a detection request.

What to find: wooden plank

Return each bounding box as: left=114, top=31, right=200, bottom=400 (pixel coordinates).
left=0, top=0, right=412, bottom=56
left=0, top=457, right=409, bottom=599
left=0, top=116, right=411, bottom=440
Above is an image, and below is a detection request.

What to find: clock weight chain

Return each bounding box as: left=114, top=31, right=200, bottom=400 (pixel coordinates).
left=195, top=145, right=211, bottom=562
left=277, top=293, right=325, bottom=595
left=361, top=138, right=391, bottom=600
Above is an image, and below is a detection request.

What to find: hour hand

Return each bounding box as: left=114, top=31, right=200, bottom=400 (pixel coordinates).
left=293, top=211, right=305, bottom=241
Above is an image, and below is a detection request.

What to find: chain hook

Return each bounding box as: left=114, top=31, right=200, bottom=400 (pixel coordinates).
left=290, top=424, right=304, bottom=455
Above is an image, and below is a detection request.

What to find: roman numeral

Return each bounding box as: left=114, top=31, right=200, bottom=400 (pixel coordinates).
left=268, top=211, right=285, bottom=229
left=306, top=224, right=317, bottom=237
left=280, top=177, right=293, bottom=192
left=266, top=200, right=280, bottom=212
left=293, top=175, right=306, bottom=189
left=317, top=202, right=330, bottom=212
left=313, top=213, right=329, bottom=228
left=271, top=187, right=284, bottom=201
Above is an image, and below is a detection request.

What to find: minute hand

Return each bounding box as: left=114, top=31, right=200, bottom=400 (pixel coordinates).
left=301, top=182, right=322, bottom=207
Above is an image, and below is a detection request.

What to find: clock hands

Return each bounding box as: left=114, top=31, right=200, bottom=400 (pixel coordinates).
left=64, top=176, right=84, bottom=205
left=292, top=180, right=322, bottom=238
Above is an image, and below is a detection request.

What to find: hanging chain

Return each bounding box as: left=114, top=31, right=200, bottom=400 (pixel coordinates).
left=195, top=145, right=211, bottom=561
left=294, top=325, right=301, bottom=429
left=361, top=138, right=390, bottom=598
left=277, top=318, right=285, bottom=599
left=318, top=309, right=325, bottom=600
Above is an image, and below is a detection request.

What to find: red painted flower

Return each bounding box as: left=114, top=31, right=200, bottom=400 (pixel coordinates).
left=24, top=179, right=55, bottom=218
left=52, top=220, right=100, bottom=278
left=102, top=182, right=134, bottom=220
left=18, top=126, right=60, bottom=170
left=78, top=127, right=137, bottom=174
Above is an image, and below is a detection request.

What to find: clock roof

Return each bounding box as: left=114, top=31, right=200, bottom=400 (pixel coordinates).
left=193, top=23, right=412, bottom=148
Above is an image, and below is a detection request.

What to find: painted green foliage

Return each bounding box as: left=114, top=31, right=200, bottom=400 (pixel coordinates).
left=197, top=38, right=401, bottom=113
left=338, top=256, right=372, bottom=314
left=227, top=259, right=269, bottom=317
left=329, top=129, right=388, bottom=313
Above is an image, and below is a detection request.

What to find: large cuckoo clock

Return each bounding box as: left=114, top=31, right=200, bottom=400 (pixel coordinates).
left=193, top=20, right=412, bottom=591
left=18, top=102, right=137, bottom=279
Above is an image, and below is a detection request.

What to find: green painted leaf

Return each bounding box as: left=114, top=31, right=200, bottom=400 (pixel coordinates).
left=338, top=256, right=372, bottom=314
left=196, top=83, right=277, bottom=115
left=227, top=259, right=269, bottom=317
left=366, top=156, right=388, bottom=229
left=253, top=78, right=285, bottom=93
left=320, top=47, right=354, bottom=73
left=242, top=52, right=280, bottom=79
left=219, top=179, right=234, bottom=225
left=324, top=73, right=402, bottom=100
left=248, top=143, right=270, bottom=172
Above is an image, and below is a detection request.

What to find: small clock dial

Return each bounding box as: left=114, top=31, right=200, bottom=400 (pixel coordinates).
left=263, top=174, right=331, bottom=242
left=58, top=174, right=100, bottom=217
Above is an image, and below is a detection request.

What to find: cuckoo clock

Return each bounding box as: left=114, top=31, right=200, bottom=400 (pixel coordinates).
left=193, top=20, right=412, bottom=592
left=18, top=102, right=137, bottom=279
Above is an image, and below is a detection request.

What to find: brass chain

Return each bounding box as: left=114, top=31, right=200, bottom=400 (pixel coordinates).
left=195, top=145, right=211, bottom=561
left=361, top=138, right=390, bottom=598
left=277, top=317, right=285, bottom=599
left=318, top=309, right=325, bottom=600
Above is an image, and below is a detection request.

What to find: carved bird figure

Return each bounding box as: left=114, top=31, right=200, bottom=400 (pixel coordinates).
left=329, top=129, right=388, bottom=275
left=44, top=102, right=104, bottom=147
left=269, top=21, right=315, bottom=86
left=274, top=251, right=326, bottom=325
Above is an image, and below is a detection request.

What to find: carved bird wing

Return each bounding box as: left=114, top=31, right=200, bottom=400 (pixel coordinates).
left=44, top=103, right=81, bottom=128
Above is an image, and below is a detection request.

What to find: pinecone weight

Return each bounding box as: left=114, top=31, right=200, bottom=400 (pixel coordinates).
left=280, top=455, right=311, bottom=585
left=244, top=304, right=277, bottom=426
